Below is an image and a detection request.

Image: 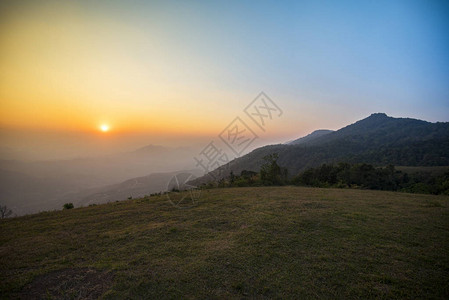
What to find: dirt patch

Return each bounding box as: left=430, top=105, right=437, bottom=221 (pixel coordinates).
left=18, top=268, right=114, bottom=299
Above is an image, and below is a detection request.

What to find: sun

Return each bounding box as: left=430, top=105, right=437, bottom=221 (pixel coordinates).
left=100, top=124, right=109, bottom=132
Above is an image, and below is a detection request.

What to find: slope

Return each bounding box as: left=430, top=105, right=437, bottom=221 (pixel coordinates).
left=192, top=113, right=449, bottom=184
left=1, top=187, right=448, bottom=298
left=287, top=129, right=334, bottom=145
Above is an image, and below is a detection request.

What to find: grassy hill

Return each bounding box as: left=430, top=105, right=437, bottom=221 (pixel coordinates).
left=1, top=187, right=449, bottom=299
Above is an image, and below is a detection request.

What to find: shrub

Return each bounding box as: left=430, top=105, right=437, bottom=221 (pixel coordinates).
left=63, top=203, right=74, bottom=210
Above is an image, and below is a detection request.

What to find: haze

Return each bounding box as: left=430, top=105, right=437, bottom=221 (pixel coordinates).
left=0, top=0, right=448, bottom=214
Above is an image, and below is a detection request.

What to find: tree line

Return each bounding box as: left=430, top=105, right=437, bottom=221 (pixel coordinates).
left=202, top=154, right=449, bottom=195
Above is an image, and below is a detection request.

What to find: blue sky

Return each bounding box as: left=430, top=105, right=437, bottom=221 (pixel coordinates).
left=99, top=0, right=449, bottom=125
left=162, top=0, right=449, bottom=121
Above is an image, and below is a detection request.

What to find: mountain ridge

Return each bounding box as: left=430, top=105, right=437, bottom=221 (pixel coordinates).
left=190, top=113, right=449, bottom=185
left=287, top=129, right=334, bottom=145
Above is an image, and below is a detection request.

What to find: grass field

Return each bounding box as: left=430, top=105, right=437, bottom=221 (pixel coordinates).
left=1, top=186, right=449, bottom=299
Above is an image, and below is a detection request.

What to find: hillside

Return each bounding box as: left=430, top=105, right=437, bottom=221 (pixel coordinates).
left=192, top=113, right=449, bottom=184
left=64, top=169, right=203, bottom=208
left=287, top=129, right=334, bottom=145
left=1, top=187, right=448, bottom=298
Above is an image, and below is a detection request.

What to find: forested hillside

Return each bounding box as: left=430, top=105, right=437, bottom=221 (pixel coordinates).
left=192, top=113, right=449, bottom=184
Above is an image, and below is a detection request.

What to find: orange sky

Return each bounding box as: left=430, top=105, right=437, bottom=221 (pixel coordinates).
left=0, top=1, right=244, bottom=136
left=1, top=0, right=447, bottom=160
left=0, top=1, right=371, bottom=140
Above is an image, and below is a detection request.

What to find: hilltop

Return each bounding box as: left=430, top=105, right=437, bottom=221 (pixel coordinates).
left=1, top=186, right=448, bottom=298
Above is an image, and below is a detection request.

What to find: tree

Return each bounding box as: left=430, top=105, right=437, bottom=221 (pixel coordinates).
left=241, top=170, right=257, bottom=179
left=240, top=170, right=258, bottom=185
left=0, top=205, right=13, bottom=219
left=229, top=171, right=235, bottom=185
left=260, top=153, right=288, bottom=185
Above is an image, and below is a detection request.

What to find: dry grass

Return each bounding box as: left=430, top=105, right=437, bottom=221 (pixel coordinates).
left=1, top=186, right=448, bottom=299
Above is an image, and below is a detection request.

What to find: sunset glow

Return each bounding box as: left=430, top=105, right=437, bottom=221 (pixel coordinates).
left=0, top=0, right=447, bottom=159
left=1, top=2, right=448, bottom=296
left=100, top=124, right=109, bottom=132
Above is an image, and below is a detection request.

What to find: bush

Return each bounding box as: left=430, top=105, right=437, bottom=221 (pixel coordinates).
left=63, top=203, right=74, bottom=210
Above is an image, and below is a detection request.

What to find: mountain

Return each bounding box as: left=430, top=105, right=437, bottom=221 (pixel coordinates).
left=0, top=168, right=203, bottom=216
left=0, top=168, right=94, bottom=216
left=288, top=129, right=334, bottom=145
left=190, top=113, right=449, bottom=185
left=0, top=144, right=196, bottom=189
left=63, top=169, right=203, bottom=208
left=0, top=144, right=199, bottom=215
left=302, top=113, right=446, bottom=147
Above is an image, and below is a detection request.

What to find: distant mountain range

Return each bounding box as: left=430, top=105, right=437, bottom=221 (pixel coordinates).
left=3, top=113, right=449, bottom=215
left=62, top=169, right=203, bottom=208
left=0, top=145, right=198, bottom=215
left=191, top=113, right=449, bottom=184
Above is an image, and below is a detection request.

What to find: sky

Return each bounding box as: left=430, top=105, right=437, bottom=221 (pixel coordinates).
left=0, top=0, right=448, bottom=159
